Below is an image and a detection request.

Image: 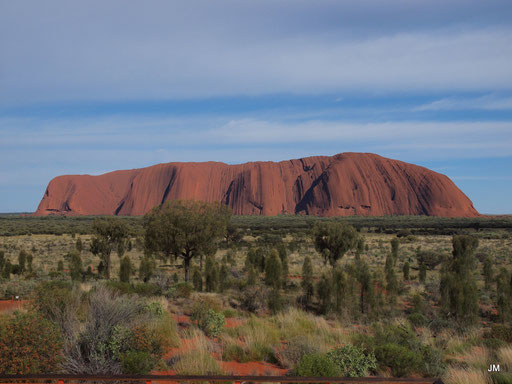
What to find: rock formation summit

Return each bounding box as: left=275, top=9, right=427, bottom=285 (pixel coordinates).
left=35, top=152, right=479, bottom=217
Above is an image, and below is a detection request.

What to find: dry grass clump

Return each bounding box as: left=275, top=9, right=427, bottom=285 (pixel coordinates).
left=498, top=346, right=512, bottom=370
left=172, top=329, right=223, bottom=375
left=444, top=367, right=491, bottom=384
left=273, top=308, right=349, bottom=348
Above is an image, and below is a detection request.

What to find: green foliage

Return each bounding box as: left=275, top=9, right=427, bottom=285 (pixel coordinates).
left=486, top=324, right=512, bottom=343
left=247, top=264, right=257, bottom=286
left=483, top=255, right=494, bottom=290
left=294, top=353, right=342, bottom=377
left=390, top=237, right=399, bottom=265
left=143, top=200, right=231, bottom=281
left=191, top=304, right=225, bottom=337
left=313, top=222, right=359, bottom=267
left=69, top=250, right=83, bottom=281
left=264, top=249, right=282, bottom=289
left=75, top=237, right=83, bottom=253
left=121, top=350, right=155, bottom=374
left=219, top=261, right=229, bottom=292
left=175, top=282, right=194, bottom=298
left=440, top=235, right=480, bottom=325
left=355, top=324, right=444, bottom=377
left=18, top=249, right=27, bottom=273
left=0, top=312, right=63, bottom=374
left=326, top=344, right=377, bottom=377
left=301, top=256, right=314, bottom=306
left=419, top=263, right=427, bottom=283
left=316, top=273, right=332, bottom=314
left=403, top=261, right=410, bottom=280
left=90, top=217, right=130, bottom=279
left=192, top=267, right=203, bottom=292
left=205, top=255, right=219, bottom=292
left=119, top=256, right=132, bottom=283
left=374, top=343, right=421, bottom=377
left=138, top=256, right=155, bottom=283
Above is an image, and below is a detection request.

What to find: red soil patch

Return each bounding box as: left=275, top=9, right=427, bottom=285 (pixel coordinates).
left=225, top=318, right=246, bottom=328
left=220, top=361, right=287, bottom=375
left=0, top=300, right=27, bottom=312
left=163, top=337, right=198, bottom=359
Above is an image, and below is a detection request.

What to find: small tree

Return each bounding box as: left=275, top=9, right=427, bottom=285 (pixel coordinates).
left=139, top=256, right=154, bottom=283
left=419, top=263, right=427, bottom=283
left=219, top=262, right=229, bottom=292
left=119, top=256, right=132, bottom=283
left=18, top=250, right=27, bottom=273
left=317, top=273, right=332, bottom=314
left=403, top=261, right=410, bottom=281
left=301, top=256, right=314, bottom=307
left=385, top=253, right=398, bottom=299
left=205, top=255, right=219, bottom=292
left=143, top=200, right=231, bottom=281
left=391, top=238, right=399, bottom=266
left=26, top=253, right=33, bottom=273
left=0, top=250, right=5, bottom=271
left=57, top=260, right=64, bottom=272
left=483, top=256, right=494, bottom=290
left=192, top=268, right=203, bottom=292
left=76, top=237, right=83, bottom=253
left=278, top=244, right=289, bottom=288
left=313, top=222, right=359, bottom=268
left=69, top=251, right=83, bottom=281
left=90, top=218, right=130, bottom=279
left=247, top=264, right=257, bottom=286
left=264, top=250, right=282, bottom=289
left=440, top=235, right=479, bottom=325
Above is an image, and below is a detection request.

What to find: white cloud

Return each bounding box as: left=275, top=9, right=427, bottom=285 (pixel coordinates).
left=1, top=1, right=511, bottom=103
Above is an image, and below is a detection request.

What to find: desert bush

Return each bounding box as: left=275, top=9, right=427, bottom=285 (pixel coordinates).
left=33, top=281, right=81, bottom=342
left=293, top=352, right=341, bottom=377
left=191, top=304, right=225, bottom=337
left=275, top=336, right=320, bottom=369
left=326, top=344, right=377, bottom=377
left=486, top=325, right=512, bottom=343
left=492, top=373, right=512, bottom=384
left=61, top=286, right=147, bottom=374
left=121, top=350, right=155, bottom=374
left=0, top=312, right=63, bottom=374
left=175, top=282, right=194, bottom=298
left=374, top=343, right=421, bottom=377
left=239, top=285, right=268, bottom=312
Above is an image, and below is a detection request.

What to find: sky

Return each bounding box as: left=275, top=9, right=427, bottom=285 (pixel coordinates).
left=1, top=0, right=512, bottom=214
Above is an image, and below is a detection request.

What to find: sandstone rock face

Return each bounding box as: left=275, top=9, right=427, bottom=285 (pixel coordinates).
left=34, top=153, right=479, bottom=217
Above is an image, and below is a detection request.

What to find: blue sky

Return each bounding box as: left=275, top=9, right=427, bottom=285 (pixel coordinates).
left=1, top=1, right=512, bottom=214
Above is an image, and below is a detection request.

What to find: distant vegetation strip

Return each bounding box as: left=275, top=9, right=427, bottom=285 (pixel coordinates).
left=0, top=214, right=511, bottom=236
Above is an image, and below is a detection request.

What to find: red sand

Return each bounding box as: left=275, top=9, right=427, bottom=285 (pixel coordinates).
left=0, top=300, right=27, bottom=312
left=35, top=152, right=479, bottom=217
left=220, top=361, right=287, bottom=375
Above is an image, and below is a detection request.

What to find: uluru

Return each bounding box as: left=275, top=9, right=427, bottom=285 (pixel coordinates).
left=34, top=152, right=479, bottom=217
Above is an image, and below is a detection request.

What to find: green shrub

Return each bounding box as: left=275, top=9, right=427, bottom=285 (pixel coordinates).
left=419, top=345, right=445, bottom=377
left=175, top=282, right=194, bottom=298
left=145, top=302, right=165, bottom=317
left=326, top=344, right=377, bottom=377
left=374, top=343, right=421, bottom=377
left=487, top=325, right=512, bottom=343
left=409, top=313, right=428, bottom=327
left=191, top=304, right=225, bottom=337
left=222, top=344, right=249, bottom=362
left=121, top=350, right=156, bottom=374
left=294, top=353, right=342, bottom=377
left=485, top=338, right=507, bottom=350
